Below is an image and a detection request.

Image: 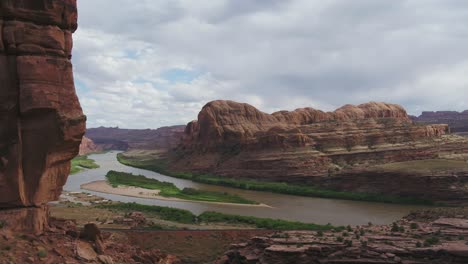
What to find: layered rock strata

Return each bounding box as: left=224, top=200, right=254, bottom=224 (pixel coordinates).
left=169, top=100, right=468, bottom=201
left=0, top=0, right=85, bottom=232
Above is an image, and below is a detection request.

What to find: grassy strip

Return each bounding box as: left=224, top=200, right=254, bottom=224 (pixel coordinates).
left=71, top=155, right=100, bottom=174
left=98, top=202, right=341, bottom=230
left=105, top=170, right=257, bottom=205
left=98, top=202, right=196, bottom=224
left=198, top=211, right=343, bottom=231
left=117, top=153, right=434, bottom=205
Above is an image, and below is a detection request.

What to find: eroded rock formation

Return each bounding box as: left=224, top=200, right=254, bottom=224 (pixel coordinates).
left=0, top=0, right=85, bottom=232
left=168, top=100, right=468, bottom=202
left=183, top=100, right=447, bottom=150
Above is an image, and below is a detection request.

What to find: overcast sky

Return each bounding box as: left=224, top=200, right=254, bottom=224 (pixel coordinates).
left=74, top=0, right=468, bottom=129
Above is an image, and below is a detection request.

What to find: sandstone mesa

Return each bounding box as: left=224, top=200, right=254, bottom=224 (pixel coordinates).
left=167, top=100, right=468, bottom=202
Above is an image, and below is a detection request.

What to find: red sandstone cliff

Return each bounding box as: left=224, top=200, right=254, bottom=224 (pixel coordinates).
left=0, top=0, right=85, bottom=232
left=183, top=100, right=446, bottom=151
left=177, top=100, right=450, bottom=173
left=167, top=100, right=468, bottom=201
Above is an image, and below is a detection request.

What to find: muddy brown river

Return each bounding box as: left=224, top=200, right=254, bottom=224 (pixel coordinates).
left=64, top=151, right=429, bottom=226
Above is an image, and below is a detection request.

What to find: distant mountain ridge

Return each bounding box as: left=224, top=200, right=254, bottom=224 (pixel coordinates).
left=411, top=110, right=468, bottom=132
left=86, top=125, right=185, bottom=150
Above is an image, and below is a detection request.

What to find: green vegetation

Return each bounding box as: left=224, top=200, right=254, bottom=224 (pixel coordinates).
left=71, top=155, right=100, bottom=174
left=98, top=202, right=196, bottom=224
left=37, top=248, right=48, bottom=258
left=117, top=153, right=434, bottom=205
left=198, top=211, right=343, bottom=231
left=376, top=159, right=468, bottom=174
left=105, top=170, right=257, bottom=205
left=99, top=202, right=342, bottom=230
left=424, top=236, right=440, bottom=246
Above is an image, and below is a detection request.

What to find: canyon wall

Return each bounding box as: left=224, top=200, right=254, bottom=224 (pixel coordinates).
left=86, top=125, right=185, bottom=151
left=0, top=0, right=85, bottom=232
left=176, top=100, right=450, bottom=176
left=412, top=111, right=468, bottom=133
left=168, top=100, right=468, bottom=201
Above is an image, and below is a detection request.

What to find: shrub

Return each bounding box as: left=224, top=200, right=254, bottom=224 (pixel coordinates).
left=345, top=240, right=353, bottom=247
left=410, top=223, right=419, bottom=229
left=37, top=249, right=48, bottom=258
left=424, top=237, right=440, bottom=247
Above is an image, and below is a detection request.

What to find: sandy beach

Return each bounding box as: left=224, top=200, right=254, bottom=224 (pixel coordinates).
left=80, top=180, right=271, bottom=208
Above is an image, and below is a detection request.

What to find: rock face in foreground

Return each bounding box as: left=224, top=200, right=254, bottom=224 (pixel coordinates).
left=216, top=209, right=468, bottom=264
left=0, top=218, right=181, bottom=264
left=412, top=111, right=468, bottom=133
left=0, top=0, right=85, bottom=232
left=170, top=100, right=468, bottom=201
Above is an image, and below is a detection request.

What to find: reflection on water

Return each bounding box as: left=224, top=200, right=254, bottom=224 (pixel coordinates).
left=64, top=151, right=428, bottom=226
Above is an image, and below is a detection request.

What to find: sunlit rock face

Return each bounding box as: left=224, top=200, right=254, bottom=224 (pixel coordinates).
left=178, top=100, right=450, bottom=177
left=0, top=0, right=85, bottom=231
left=168, top=100, right=468, bottom=202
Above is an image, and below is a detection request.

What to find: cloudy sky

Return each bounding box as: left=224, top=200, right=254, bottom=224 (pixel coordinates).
left=74, top=0, right=468, bottom=129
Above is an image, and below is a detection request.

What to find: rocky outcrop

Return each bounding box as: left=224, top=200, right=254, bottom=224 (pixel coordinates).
left=0, top=217, right=181, bottom=264
left=412, top=111, right=468, bottom=133
left=79, top=136, right=102, bottom=155
left=185, top=101, right=420, bottom=150
left=0, top=0, right=85, bottom=232
left=86, top=125, right=185, bottom=151
left=167, top=100, right=468, bottom=202
left=182, top=100, right=447, bottom=151
left=176, top=100, right=453, bottom=175
left=216, top=209, right=468, bottom=264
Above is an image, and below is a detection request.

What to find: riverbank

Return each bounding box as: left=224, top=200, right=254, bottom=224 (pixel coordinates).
left=70, top=155, right=100, bottom=174
left=117, top=152, right=434, bottom=205
left=81, top=180, right=271, bottom=208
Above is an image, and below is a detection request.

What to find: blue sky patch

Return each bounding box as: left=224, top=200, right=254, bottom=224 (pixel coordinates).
left=162, top=68, right=201, bottom=84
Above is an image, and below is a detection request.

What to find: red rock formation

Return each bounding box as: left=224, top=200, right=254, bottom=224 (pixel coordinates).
left=0, top=0, right=85, bottom=232
left=183, top=100, right=441, bottom=150
left=165, top=100, right=468, bottom=201
left=79, top=136, right=102, bottom=156
left=177, top=100, right=450, bottom=172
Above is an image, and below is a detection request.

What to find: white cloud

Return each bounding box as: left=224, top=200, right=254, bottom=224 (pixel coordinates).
left=74, top=0, right=468, bottom=128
